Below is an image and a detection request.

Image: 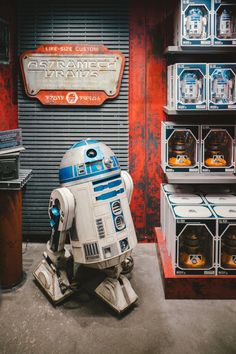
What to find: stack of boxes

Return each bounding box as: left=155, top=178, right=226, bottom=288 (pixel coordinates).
left=161, top=1, right=236, bottom=278
left=167, top=63, right=236, bottom=112
left=174, top=0, right=236, bottom=48
left=161, top=184, right=236, bottom=275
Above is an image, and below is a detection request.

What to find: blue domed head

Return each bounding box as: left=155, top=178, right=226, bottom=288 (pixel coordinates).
left=59, top=139, right=120, bottom=186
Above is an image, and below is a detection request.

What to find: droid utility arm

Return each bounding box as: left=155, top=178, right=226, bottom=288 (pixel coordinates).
left=48, top=187, right=75, bottom=254
left=121, top=170, right=134, bottom=204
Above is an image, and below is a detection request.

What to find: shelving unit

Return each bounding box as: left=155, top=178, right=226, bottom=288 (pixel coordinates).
left=164, top=46, right=236, bottom=55
left=158, top=28, right=236, bottom=298
left=163, top=106, right=236, bottom=115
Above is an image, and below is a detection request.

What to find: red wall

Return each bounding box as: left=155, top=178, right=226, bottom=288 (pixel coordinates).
left=0, top=1, right=18, bottom=131
left=0, top=0, right=170, bottom=241
left=129, top=0, right=167, bottom=241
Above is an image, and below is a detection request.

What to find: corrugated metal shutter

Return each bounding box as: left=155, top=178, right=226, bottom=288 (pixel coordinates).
left=18, top=0, right=129, bottom=240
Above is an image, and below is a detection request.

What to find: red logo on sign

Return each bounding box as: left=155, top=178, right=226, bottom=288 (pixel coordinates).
left=66, top=92, right=78, bottom=104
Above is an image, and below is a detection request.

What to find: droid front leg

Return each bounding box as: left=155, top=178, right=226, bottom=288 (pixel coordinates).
left=95, top=171, right=138, bottom=313
left=33, top=188, right=75, bottom=304
left=95, top=264, right=138, bottom=313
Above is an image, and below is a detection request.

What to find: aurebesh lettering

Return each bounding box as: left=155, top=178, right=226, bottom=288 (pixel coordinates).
left=27, top=57, right=117, bottom=79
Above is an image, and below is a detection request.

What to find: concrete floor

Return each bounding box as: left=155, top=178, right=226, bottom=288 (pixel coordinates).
left=1, top=243, right=236, bottom=354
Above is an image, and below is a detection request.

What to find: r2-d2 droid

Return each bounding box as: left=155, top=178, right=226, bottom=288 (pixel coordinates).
left=33, top=139, right=138, bottom=313
left=180, top=72, right=203, bottom=104
left=211, top=69, right=234, bottom=104
left=184, top=7, right=207, bottom=39
left=218, top=9, right=234, bottom=39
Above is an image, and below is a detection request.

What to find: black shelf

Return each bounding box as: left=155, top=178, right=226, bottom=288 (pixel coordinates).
left=164, top=46, right=236, bottom=55
left=163, top=106, right=236, bottom=116
left=165, top=172, right=236, bottom=184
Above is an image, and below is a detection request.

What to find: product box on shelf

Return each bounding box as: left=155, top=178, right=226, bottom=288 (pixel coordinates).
left=204, top=193, right=236, bottom=205
left=165, top=191, right=208, bottom=258
left=161, top=122, right=200, bottom=173
left=162, top=183, right=196, bottom=195
left=213, top=1, right=236, bottom=46
left=208, top=63, right=236, bottom=110
left=212, top=205, right=236, bottom=275
left=201, top=125, right=235, bottom=172
left=161, top=184, right=197, bottom=246
left=167, top=193, right=206, bottom=206
left=167, top=64, right=207, bottom=111
left=174, top=0, right=212, bottom=47
left=168, top=202, right=217, bottom=275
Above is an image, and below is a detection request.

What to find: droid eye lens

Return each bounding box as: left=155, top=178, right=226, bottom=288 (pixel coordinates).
left=86, top=149, right=97, bottom=158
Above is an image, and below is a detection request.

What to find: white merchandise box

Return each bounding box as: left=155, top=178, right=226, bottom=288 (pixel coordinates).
left=208, top=64, right=236, bottom=110
left=161, top=122, right=200, bottom=173
left=212, top=205, right=236, bottom=275
left=168, top=203, right=216, bottom=275
left=167, top=63, right=207, bottom=111
left=213, top=1, right=236, bottom=46
left=174, top=0, right=212, bottom=47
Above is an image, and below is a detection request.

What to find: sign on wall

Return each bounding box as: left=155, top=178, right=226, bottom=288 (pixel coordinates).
left=20, top=44, right=125, bottom=106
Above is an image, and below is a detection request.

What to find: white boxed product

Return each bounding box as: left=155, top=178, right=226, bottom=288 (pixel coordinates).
left=167, top=193, right=205, bottom=206
left=208, top=63, right=236, bottom=110
left=166, top=193, right=207, bottom=256
left=167, top=203, right=216, bottom=275
left=212, top=205, right=236, bottom=275
left=201, top=125, right=235, bottom=172
left=174, top=0, right=212, bottom=47
left=204, top=194, right=236, bottom=205
left=213, top=1, right=236, bottom=46
left=162, top=184, right=196, bottom=194
left=167, top=64, right=207, bottom=111
left=166, top=192, right=207, bottom=257
left=161, top=184, right=197, bottom=244
left=161, top=122, right=200, bottom=173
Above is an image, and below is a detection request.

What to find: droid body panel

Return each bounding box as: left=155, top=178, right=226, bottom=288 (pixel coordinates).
left=218, top=9, right=234, bottom=38
left=34, top=139, right=138, bottom=313
left=184, top=8, right=207, bottom=39
left=180, top=72, right=202, bottom=104
left=65, top=174, right=137, bottom=269
left=211, top=70, right=234, bottom=104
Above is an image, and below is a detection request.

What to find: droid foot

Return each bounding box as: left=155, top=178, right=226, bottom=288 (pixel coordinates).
left=33, top=260, right=74, bottom=304
left=95, top=274, right=138, bottom=313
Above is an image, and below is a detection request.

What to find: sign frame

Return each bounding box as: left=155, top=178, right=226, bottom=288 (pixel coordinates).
left=20, top=44, right=125, bottom=106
